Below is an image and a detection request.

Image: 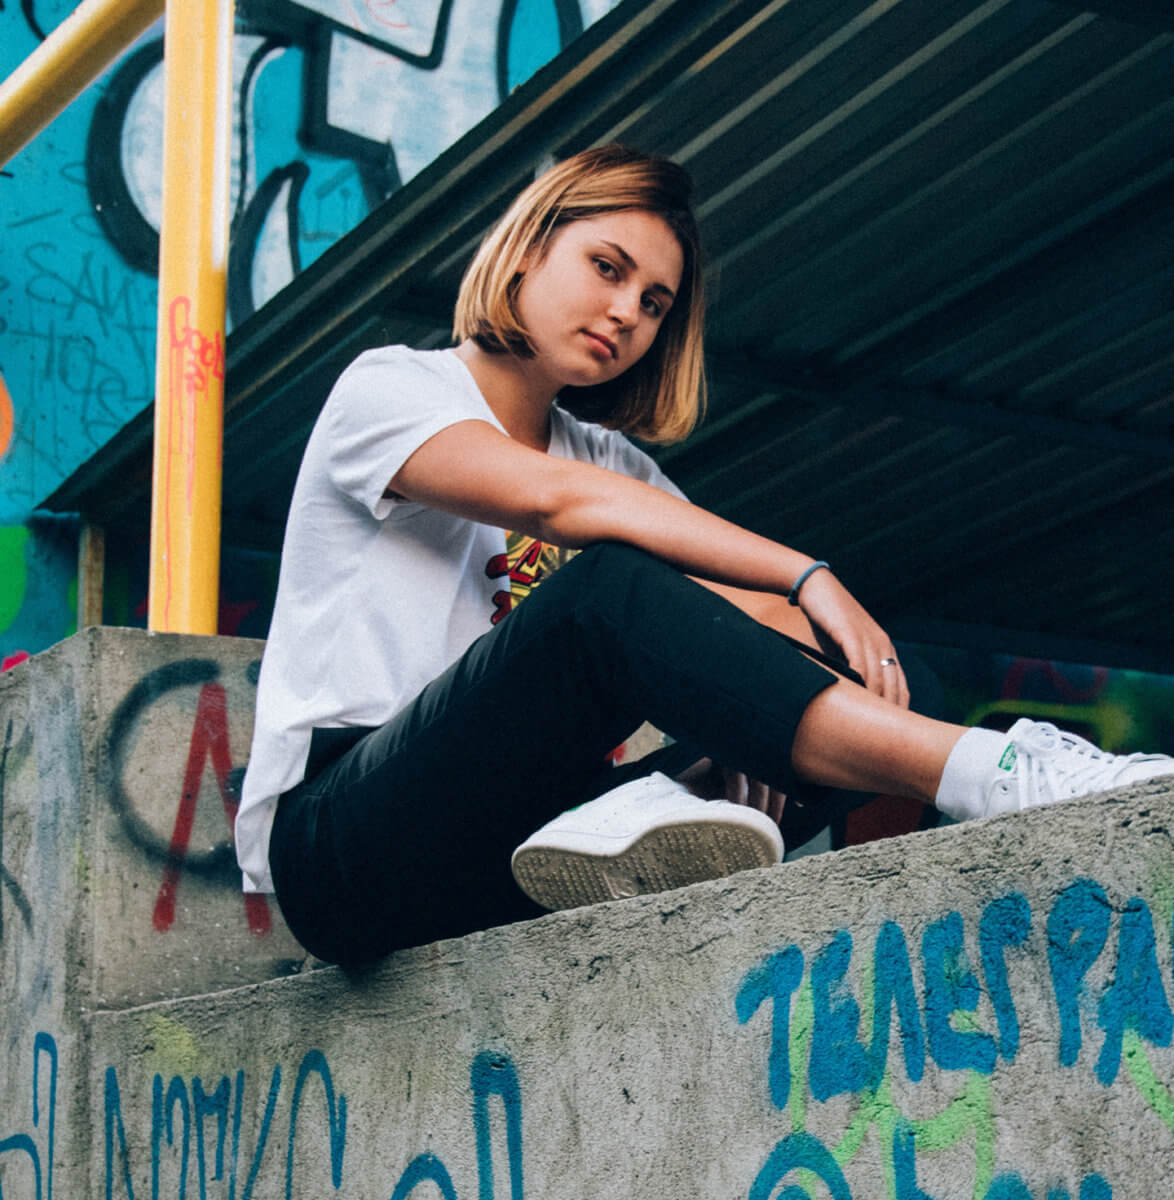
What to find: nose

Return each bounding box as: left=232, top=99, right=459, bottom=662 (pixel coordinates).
left=608, top=285, right=641, bottom=330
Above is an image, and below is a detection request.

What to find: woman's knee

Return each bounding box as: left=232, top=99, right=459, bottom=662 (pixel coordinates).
left=558, top=542, right=680, bottom=607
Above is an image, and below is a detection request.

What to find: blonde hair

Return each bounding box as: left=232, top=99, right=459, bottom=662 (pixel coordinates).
left=453, top=145, right=706, bottom=444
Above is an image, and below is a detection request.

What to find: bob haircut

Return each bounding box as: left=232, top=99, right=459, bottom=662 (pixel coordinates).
left=453, top=144, right=706, bottom=445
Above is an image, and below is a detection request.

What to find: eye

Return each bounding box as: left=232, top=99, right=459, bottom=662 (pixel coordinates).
left=593, top=257, right=618, bottom=278
left=642, top=294, right=664, bottom=318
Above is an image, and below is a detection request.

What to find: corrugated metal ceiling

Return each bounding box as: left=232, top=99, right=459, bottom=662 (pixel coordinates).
left=47, top=0, right=1174, bottom=666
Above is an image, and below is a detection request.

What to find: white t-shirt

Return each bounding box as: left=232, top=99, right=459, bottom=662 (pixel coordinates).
left=236, top=345, right=685, bottom=891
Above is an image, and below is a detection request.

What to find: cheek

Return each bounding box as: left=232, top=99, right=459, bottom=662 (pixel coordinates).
left=634, top=322, right=665, bottom=361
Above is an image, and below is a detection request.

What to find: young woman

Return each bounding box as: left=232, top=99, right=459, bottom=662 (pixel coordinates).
left=237, top=145, right=1173, bottom=966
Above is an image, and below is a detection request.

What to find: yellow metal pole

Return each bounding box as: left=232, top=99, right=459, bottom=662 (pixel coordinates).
left=0, top=0, right=163, bottom=166
left=148, top=0, right=234, bottom=634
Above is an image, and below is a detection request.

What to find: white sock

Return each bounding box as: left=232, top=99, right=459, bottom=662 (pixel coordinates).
left=935, top=726, right=1010, bottom=821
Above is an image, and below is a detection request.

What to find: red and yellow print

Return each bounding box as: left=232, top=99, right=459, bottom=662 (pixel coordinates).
left=486, top=532, right=578, bottom=624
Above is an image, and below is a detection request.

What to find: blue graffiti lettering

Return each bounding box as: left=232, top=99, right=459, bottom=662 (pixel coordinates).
left=191, top=1075, right=230, bottom=1199
left=1047, top=880, right=1112, bottom=1068
left=389, top=1152, right=458, bottom=1200
left=810, top=930, right=871, bottom=1100
left=923, top=911, right=997, bottom=1073
left=986, top=1173, right=1112, bottom=1200
left=472, top=1050, right=523, bottom=1200
left=105, top=1066, right=135, bottom=1200
left=98, top=1047, right=526, bottom=1200
left=1095, top=897, right=1173, bottom=1085
left=986, top=1174, right=1033, bottom=1200
left=238, top=1066, right=281, bottom=1200
left=979, top=893, right=1031, bottom=1062
left=870, top=920, right=925, bottom=1087
left=736, top=943, right=805, bottom=1109
left=152, top=1074, right=191, bottom=1200
left=735, top=878, right=1150, bottom=1196
left=748, top=1131, right=852, bottom=1200
left=893, top=1120, right=936, bottom=1200
left=287, top=1049, right=347, bottom=1196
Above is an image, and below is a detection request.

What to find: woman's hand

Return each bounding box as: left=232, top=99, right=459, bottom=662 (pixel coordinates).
left=795, top=567, right=909, bottom=707
left=723, top=769, right=787, bottom=825
left=677, top=757, right=787, bottom=825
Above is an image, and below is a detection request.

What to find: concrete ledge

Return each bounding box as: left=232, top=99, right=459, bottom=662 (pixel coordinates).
left=1, top=628, right=308, bottom=1193
left=73, top=781, right=1174, bottom=1199
left=0, top=628, right=307, bottom=1016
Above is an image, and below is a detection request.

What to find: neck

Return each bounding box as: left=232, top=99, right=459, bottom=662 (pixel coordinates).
left=453, top=340, right=556, bottom=452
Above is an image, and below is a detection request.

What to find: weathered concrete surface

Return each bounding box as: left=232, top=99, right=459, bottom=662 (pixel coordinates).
left=84, top=781, right=1174, bottom=1200
left=0, top=629, right=308, bottom=1196
left=0, top=628, right=307, bottom=1012
left=4, top=628, right=1174, bottom=1197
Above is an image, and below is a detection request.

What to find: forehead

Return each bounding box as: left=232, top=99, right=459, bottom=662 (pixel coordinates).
left=561, top=211, right=685, bottom=290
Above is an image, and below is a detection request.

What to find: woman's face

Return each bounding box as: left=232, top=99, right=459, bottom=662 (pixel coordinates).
left=513, top=210, right=685, bottom=391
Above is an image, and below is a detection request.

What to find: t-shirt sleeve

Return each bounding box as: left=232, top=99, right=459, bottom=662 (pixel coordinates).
left=557, top=411, right=688, bottom=500
left=323, top=349, right=499, bottom=519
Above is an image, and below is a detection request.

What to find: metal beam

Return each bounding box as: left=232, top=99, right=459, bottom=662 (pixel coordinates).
left=148, top=0, right=235, bottom=634
left=661, top=353, right=1174, bottom=470
left=0, top=0, right=162, bottom=166
left=1044, top=0, right=1174, bottom=33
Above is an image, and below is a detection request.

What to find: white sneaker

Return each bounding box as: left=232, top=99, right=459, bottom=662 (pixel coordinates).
left=985, top=719, right=1174, bottom=816
left=511, top=771, right=784, bottom=911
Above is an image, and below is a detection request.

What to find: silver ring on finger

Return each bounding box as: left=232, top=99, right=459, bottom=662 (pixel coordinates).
left=879, top=657, right=899, bottom=668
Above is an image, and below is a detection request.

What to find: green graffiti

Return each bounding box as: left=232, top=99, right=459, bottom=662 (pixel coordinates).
left=143, top=1013, right=201, bottom=1079
left=0, top=525, right=30, bottom=632
left=1123, top=1031, right=1174, bottom=1135
left=782, top=944, right=998, bottom=1200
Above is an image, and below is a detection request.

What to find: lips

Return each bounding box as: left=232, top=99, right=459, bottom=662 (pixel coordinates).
left=582, top=330, right=617, bottom=359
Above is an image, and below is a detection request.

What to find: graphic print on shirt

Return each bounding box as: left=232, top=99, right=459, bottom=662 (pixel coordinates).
left=486, top=532, right=578, bottom=624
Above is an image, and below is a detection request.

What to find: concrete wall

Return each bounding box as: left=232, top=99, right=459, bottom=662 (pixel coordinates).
left=86, top=781, right=1174, bottom=1199
left=3, top=628, right=1173, bottom=1197
left=0, top=628, right=310, bottom=1194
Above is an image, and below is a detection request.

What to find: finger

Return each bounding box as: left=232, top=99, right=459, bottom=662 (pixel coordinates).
left=881, top=654, right=900, bottom=705
left=766, top=789, right=786, bottom=825
left=877, top=648, right=903, bottom=705
left=861, top=647, right=886, bottom=698
left=840, top=634, right=877, bottom=696
left=747, top=778, right=771, bottom=813
left=723, top=768, right=749, bottom=806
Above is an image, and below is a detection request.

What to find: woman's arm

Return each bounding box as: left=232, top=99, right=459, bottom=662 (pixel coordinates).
left=389, top=419, right=906, bottom=701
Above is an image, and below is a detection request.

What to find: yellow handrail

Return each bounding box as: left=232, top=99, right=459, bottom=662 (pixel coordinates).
left=148, top=0, right=235, bottom=633
left=0, top=0, right=163, bottom=166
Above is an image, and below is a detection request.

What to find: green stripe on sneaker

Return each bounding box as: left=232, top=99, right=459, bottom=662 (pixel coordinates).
left=998, top=743, right=1018, bottom=771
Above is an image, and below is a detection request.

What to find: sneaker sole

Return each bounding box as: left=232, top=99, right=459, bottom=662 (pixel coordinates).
left=511, top=816, right=782, bottom=911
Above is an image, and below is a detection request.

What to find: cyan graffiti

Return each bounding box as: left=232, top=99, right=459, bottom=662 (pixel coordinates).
left=739, top=880, right=1173, bottom=1105
left=103, top=1047, right=523, bottom=1200
left=0, top=1032, right=58, bottom=1200
left=737, top=877, right=1174, bottom=1197
left=104, top=1048, right=346, bottom=1200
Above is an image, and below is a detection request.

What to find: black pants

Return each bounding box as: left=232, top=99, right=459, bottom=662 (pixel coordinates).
left=269, top=543, right=841, bottom=965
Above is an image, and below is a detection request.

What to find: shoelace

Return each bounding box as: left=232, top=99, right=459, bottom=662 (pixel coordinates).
left=1007, top=722, right=1158, bottom=808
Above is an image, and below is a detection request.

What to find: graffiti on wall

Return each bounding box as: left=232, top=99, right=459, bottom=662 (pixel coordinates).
left=96, top=1040, right=521, bottom=1200
left=0, top=718, right=34, bottom=942
left=0, top=0, right=622, bottom=664
left=0, top=1032, right=57, bottom=1200
left=102, top=657, right=268, bottom=934
left=9, top=867, right=1173, bottom=1195
left=735, top=877, right=1174, bottom=1198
